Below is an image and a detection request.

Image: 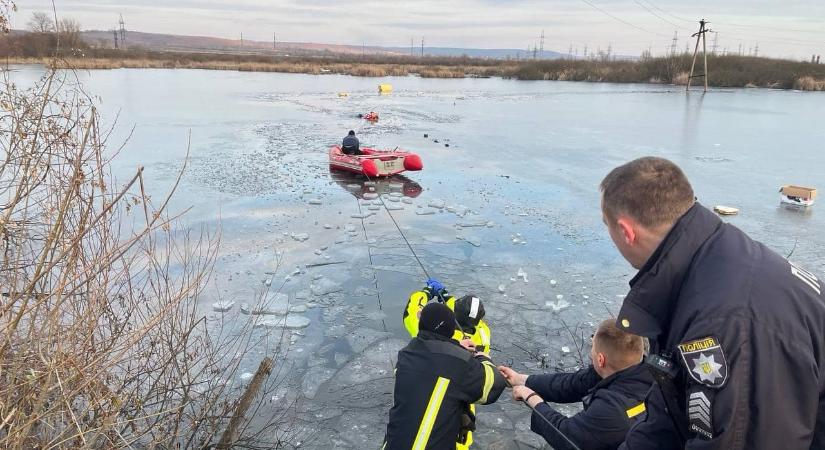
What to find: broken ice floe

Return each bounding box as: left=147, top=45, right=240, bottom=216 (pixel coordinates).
left=290, top=233, right=310, bottom=242
left=308, top=199, right=323, bottom=205
left=363, top=193, right=379, bottom=200
left=416, top=209, right=437, bottom=215
left=517, top=268, right=528, bottom=283
left=311, top=278, right=343, bottom=296
left=241, top=293, right=291, bottom=315
left=428, top=199, right=446, bottom=209
left=561, top=346, right=571, bottom=354
left=254, top=315, right=311, bottom=329
left=545, top=298, right=571, bottom=312
left=212, top=301, right=236, bottom=312
left=351, top=212, right=374, bottom=219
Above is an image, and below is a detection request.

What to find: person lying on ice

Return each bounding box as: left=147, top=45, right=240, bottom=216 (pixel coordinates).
left=403, top=278, right=492, bottom=353
left=383, top=302, right=506, bottom=450
left=498, top=319, right=652, bottom=450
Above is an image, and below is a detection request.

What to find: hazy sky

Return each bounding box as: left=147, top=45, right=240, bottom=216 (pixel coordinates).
left=12, top=0, right=825, bottom=59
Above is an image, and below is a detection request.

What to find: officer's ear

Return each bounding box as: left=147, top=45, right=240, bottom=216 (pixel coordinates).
left=616, top=217, right=637, bottom=245
left=596, top=352, right=606, bottom=369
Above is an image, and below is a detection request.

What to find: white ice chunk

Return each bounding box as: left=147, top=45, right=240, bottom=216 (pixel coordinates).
left=212, top=301, right=235, bottom=312
left=517, top=268, right=528, bottom=283
left=428, top=199, right=446, bottom=209
left=308, top=199, right=323, bottom=205
left=363, top=193, right=379, bottom=200
left=290, top=233, right=310, bottom=242
left=545, top=299, right=570, bottom=312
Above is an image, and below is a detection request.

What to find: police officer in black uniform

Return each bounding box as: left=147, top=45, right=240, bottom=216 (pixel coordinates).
left=599, top=157, right=825, bottom=449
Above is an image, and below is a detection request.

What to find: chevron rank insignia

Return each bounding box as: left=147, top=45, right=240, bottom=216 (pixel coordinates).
left=687, top=388, right=714, bottom=439
left=677, top=336, right=728, bottom=388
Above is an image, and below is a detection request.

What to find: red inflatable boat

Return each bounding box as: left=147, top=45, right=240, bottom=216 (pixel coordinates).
left=329, top=146, right=423, bottom=177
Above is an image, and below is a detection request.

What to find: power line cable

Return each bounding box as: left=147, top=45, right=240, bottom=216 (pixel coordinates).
left=632, top=0, right=690, bottom=31
left=576, top=0, right=670, bottom=38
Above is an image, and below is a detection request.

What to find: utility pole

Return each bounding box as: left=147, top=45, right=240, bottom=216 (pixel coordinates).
left=687, top=19, right=712, bottom=92
left=273, top=32, right=277, bottom=50
left=754, top=43, right=759, bottom=57
left=421, top=37, right=424, bottom=57
left=539, top=30, right=545, bottom=59
left=410, top=37, right=414, bottom=56
left=583, top=44, right=588, bottom=60
left=568, top=43, right=573, bottom=60
left=240, top=32, right=243, bottom=51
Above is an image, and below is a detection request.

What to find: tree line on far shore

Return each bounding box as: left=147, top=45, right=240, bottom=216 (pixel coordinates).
left=2, top=11, right=825, bottom=91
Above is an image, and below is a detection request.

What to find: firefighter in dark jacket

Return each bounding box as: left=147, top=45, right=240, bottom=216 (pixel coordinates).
left=499, top=319, right=653, bottom=450
left=599, top=157, right=825, bottom=450
left=384, top=302, right=506, bottom=450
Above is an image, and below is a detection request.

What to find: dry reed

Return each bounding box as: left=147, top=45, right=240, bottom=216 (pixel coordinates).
left=0, top=66, right=299, bottom=448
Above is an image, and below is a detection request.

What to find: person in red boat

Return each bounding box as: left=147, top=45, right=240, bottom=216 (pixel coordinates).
left=341, top=130, right=361, bottom=155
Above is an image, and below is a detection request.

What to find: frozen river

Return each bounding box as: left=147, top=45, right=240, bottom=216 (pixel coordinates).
left=9, top=66, right=825, bottom=449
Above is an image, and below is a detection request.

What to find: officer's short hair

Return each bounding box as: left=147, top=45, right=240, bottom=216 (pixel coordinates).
left=600, top=157, right=695, bottom=228
left=593, top=319, right=644, bottom=369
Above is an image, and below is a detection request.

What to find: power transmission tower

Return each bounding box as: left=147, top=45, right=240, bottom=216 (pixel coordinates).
left=670, top=31, right=678, bottom=56
left=421, top=37, right=424, bottom=57
left=410, top=38, right=414, bottom=56
left=532, top=44, right=537, bottom=60
left=568, top=43, right=573, bottom=60
left=539, top=30, right=545, bottom=59
left=112, top=29, right=118, bottom=49
left=687, top=19, right=712, bottom=92
left=273, top=32, right=277, bottom=50
left=118, top=14, right=126, bottom=45
left=754, top=43, right=759, bottom=57
left=711, top=32, right=718, bottom=55
left=583, top=44, right=588, bottom=60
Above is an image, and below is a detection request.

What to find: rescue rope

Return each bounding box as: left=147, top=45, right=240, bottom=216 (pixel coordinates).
left=362, top=175, right=582, bottom=450
left=504, top=378, right=584, bottom=450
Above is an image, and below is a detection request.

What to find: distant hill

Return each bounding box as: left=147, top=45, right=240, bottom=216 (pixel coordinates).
left=79, top=30, right=566, bottom=60
left=383, top=46, right=566, bottom=60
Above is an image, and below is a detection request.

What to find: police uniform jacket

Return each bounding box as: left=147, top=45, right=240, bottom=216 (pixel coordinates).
left=616, top=203, right=825, bottom=450
left=526, top=364, right=652, bottom=450
left=384, top=330, right=506, bottom=450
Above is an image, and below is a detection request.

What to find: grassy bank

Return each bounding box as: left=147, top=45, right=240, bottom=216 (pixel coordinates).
left=4, top=46, right=825, bottom=91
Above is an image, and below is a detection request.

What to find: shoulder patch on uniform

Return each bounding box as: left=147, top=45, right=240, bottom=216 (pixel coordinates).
left=677, top=336, right=728, bottom=388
